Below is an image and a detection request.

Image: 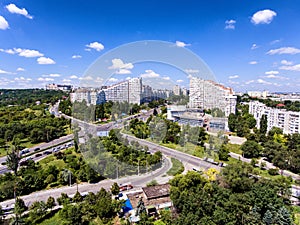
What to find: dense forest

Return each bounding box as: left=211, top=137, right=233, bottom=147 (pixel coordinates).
left=0, top=89, right=66, bottom=107
left=0, top=89, right=70, bottom=150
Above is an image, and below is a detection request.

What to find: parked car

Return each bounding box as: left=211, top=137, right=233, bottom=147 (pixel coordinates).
left=34, top=148, right=40, bottom=152
left=119, top=184, right=133, bottom=191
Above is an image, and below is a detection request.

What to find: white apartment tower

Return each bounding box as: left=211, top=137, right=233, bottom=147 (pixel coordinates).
left=189, top=77, right=237, bottom=117
left=249, top=101, right=300, bottom=134
left=173, top=85, right=181, bottom=95
left=104, top=77, right=142, bottom=104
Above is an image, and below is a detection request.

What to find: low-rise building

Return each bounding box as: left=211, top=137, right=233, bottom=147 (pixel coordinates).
left=46, top=83, right=72, bottom=91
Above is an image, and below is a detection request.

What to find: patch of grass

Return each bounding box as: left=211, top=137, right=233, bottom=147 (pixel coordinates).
left=292, top=206, right=300, bottom=225
left=167, top=158, right=184, bottom=176
left=253, top=167, right=282, bottom=180
left=39, top=155, right=66, bottom=170
left=160, top=142, right=205, bottom=158
left=226, top=143, right=242, bottom=154
left=38, top=211, right=63, bottom=225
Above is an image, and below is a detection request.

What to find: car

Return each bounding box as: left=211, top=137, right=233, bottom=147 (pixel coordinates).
left=35, top=153, right=42, bottom=157
left=43, top=150, right=52, bottom=155
left=34, top=148, right=40, bottom=152
left=119, top=184, right=133, bottom=191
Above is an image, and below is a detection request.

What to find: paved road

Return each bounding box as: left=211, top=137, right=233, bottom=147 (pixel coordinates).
left=0, top=135, right=74, bottom=174
left=123, top=134, right=221, bottom=171
left=0, top=156, right=172, bottom=209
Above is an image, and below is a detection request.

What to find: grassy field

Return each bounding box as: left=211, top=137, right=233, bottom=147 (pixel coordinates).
left=226, top=143, right=243, bottom=154
left=161, top=142, right=205, bottom=158
left=167, top=158, right=184, bottom=176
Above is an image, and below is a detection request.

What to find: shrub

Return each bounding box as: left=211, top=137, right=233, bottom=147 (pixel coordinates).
left=268, top=168, right=279, bottom=176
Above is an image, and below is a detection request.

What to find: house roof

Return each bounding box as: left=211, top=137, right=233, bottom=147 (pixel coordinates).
left=142, top=184, right=170, bottom=200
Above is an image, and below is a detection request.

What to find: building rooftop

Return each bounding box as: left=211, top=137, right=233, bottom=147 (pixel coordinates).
left=142, top=184, right=170, bottom=200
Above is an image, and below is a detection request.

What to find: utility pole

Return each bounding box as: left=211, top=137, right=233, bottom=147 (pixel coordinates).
left=138, top=158, right=140, bottom=176
left=116, top=165, right=119, bottom=182
left=69, top=171, right=72, bottom=187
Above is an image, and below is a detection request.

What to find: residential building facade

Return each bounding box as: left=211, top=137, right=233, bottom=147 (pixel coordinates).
left=189, top=77, right=237, bottom=117
left=249, top=101, right=300, bottom=134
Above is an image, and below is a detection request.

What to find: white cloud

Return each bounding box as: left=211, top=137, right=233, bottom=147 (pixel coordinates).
left=251, top=44, right=259, bottom=50
left=176, top=79, right=184, bottom=83
left=267, top=47, right=300, bottom=55
left=16, top=67, right=25, bottom=71
left=257, top=79, right=272, bottom=85
left=15, top=77, right=25, bottom=81
left=125, top=77, right=131, bottom=80
left=70, top=75, right=78, bottom=79
left=281, top=60, right=293, bottom=65
left=0, top=49, right=14, bottom=54
left=109, top=58, right=133, bottom=70
left=229, top=75, right=239, bottom=79
left=84, top=48, right=91, bottom=52
left=264, top=74, right=289, bottom=80
left=249, top=61, right=258, bottom=65
left=37, top=57, right=55, bottom=65
left=184, top=69, right=199, bottom=74
left=187, top=74, right=193, bottom=79
left=270, top=39, right=281, bottom=45
left=6, top=4, right=33, bottom=19
left=108, top=77, right=118, bottom=83
left=140, top=70, right=160, bottom=78
left=162, top=76, right=170, bottom=80
left=85, top=41, right=104, bottom=51
left=116, top=69, right=131, bottom=74
left=38, top=77, right=54, bottom=82
left=245, top=80, right=255, bottom=85
left=0, top=48, right=44, bottom=57
left=279, top=64, right=300, bottom=72
left=175, top=41, right=190, bottom=48
left=48, top=73, right=60, bottom=77
left=265, top=70, right=279, bottom=75
left=0, top=16, right=9, bottom=30
left=72, top=55, right=82, bottom=59
left=0, top=69, right=14, bottom=74
left=251, top=9, right=277, bottom=25
left=225, top=20, right=236, bottom=29
left=228, top=80, right=239, bottom=85
left=62, top=79, right=71, bottom=82
left=16, top=48, right=43, bottom=57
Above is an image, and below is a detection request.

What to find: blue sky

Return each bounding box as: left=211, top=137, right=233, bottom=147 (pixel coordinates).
left=0, top=0, right=300, bottom=92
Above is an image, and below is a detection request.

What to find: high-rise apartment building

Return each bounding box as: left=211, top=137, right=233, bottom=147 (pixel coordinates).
left=189, top=77, right=236, bottom=117
left=104, top=77, right=142, bottom=104
left=173, top=85, right=181, bottom=95
left=249, top=101, right=300, bottom=134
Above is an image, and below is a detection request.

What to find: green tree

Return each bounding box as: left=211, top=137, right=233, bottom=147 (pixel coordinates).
left=241, top=140, right=262, bottom=158
left=275, top=206, right=292, bottom=225
left=260, top=114, right=268, bottom=135
left=111, top=182, right=120, bottom=195
left=46, top=196, right=56, bottom=209
left=218, top=144, right=229, bottom=161
left=73, top=191, right=83, bottom=203
left=263, top=210, right=274, bottom=225
left=6, top=149, right=20, bottom=176
left=14, top=197, right=27, bottom=220
left=28, top=201, right=47, bottom=222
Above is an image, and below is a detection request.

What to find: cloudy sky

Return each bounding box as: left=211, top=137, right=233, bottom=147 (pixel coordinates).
left=0, top=0, right=300, bottom=92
